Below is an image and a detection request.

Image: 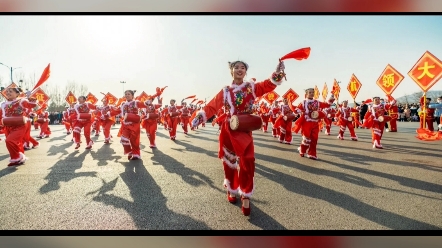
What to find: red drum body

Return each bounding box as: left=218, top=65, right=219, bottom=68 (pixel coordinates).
left=169, top=112, right=180, bottom=117
left=378, top=115, right=391, bottom=123
left=285, top=113, right=296, bottom=121
left=37, top=118, right=46, bottom=124
left=78, top=113, right=92, bottom=120
left=2, top=116, right=28, bottom=127
left=229, top=114, right=263, bottom=132
left=124, top=113, right=141, bottom=123
left=148, top=113, right=159, bottom=120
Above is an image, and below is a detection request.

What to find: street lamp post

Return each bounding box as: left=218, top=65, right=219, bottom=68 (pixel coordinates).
left=120, top=81, right=126, bottom=94
left=0, top=62, right=22, bottom=83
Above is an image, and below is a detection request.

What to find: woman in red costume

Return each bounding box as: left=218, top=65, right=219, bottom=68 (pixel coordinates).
left=140, top=96, right=162, bottom=148
left=1, top=86, right=38, bottom=166
left=165, top=99, right=182, bottom=140
left=98, top=96, right=117, bottom=144
left=62, top=106, right=72, bottom=135
left=23, top=107, right=40, bottom=150
left=37, top=105, right=51, bottom=139
left=362, top=96, right=392, bottom=149
left=115, top=90, right=151, bottom=160
left=335, top=100, right=359, bottom=141
left=259, top=102, right=270, bottom=133
left=274, top=97, right=296, bottom=144
left=191, top=60, right=286, bottom=216
left=293, top=88, right=330, bottom=160
left=178, top=101, right=192, bottom=135
left=269, top=100, right=281, bottom=138
left=322, top=95, right=337, bottom=136
left=73, top=96, right=97, bottom=150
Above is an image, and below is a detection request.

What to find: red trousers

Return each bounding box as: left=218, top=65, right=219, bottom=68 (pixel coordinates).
left=120, top=122, right=141, bottom=158
left=299, top=121, right=320, bottom=158
left=371, top=121, right=384, bottom=147
left=143, top=119, right=158, bottom=145
left=324, top=117, right=333, bottom=134
left=168, top=117, right=179, bottom=139
left=93, top=119, right=101, bottom=133
left=261, top=115, right=269, bottom=132
left=5, top=125, right=27, bottom=163
left=64, top=121, right=71, bottom=133
left=101, top=119, right=114, bottom=140
left=219, top=122, right=255, bottom=198
left=338, top=119, right=357, bottom=139
left=39, top=121, right=51, bottom=137
left=278, top=120, right=293, bottom=144
left=270, top=117, right=280, bottom=137
left=73, top=120, right=92, bottom=146
left=180, top=116, right=190, bottom=133
left=420, top=118, right=434, bottom=131
left=24, top=121, right=39, bottom=148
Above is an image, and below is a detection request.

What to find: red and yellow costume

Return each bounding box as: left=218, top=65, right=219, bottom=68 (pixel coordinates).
left=386, top=95, right=398, bottom=132
left=191, top=72, right=284, bottom=205
left=98, top=102, right=117, bottom=143
left=73, top=101, right=97, bottom=149
left=335, top=102, right=359, bottom=141
left=92, top=110, right=102, bottom=136
left=160, top=107, right=169, bottom=130
left=322, top=96, right=337, bottom=135
left=62, top=108, right=72, bottom=134
left=269, top=102, right=281, bottom=138
left=140, top=97, right=162, bottom=148
left=293, top=99, right=330, bottom=160
left=23, top=108, right=39, bottom=150
left=165, top=103, right=183, bottom=140
left=419, top=96, right=435, bottom=132
left=115, top=99, right=149, bottom=159
left=37, top=109, right=51, bottom=138
left=1, top=97, right=38, bottom=166
left=178, top=103, right=192, bottom=134
left=259, top=103, right=270, bottom=132
left=274, top=102, right=295, bottom=144
left=362, top=100, right=392, bottom=149
left=67, top=105, right=77, bottom=141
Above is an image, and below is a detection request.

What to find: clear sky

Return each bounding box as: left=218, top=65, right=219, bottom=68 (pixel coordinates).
left=0, top=15, right=441, bottom=105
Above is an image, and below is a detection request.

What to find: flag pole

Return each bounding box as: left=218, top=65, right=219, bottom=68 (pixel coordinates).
left=423, top=92, right=427, bottom=129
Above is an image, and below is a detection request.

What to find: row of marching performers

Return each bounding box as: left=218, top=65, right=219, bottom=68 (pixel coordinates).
left=58, top=92, right=207, bottom=159
left=217, top=94, right=401, bottom=148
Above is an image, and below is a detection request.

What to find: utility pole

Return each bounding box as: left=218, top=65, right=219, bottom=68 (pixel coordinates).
left=120, top=81, right=126, bottom=94
left=0, top=62, right=21, bottom=83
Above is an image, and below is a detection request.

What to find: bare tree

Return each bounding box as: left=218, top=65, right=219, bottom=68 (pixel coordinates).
left=79, top=84, right=88, bottom=97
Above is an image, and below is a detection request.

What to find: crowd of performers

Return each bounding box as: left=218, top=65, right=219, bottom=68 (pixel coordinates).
left=1, top=60, right=442, bottom=217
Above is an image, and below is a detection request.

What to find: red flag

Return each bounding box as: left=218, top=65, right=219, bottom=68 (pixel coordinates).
left=416, top=128, right=442, bottom=141
left=183, top=95, right=196, bottom=100
left=280, top=47, right=311, bottom=61
left=191, top=98, right=198, bottom=104
left=196, top=100, right=204, bottom=105
left=32, top=63, right=51, bottom=91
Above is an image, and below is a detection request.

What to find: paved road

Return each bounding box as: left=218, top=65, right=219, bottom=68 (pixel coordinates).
left=0, top=121, right=441, bottom=230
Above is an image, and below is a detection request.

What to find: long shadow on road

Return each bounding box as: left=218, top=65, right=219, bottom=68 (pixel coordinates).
left=89, top=159, right=210, bottom=229
left=89, top=143, right=122, bottom=166
left=254, top=163, right=441, bottom=230
left=40, top=150, right=97, bottom=194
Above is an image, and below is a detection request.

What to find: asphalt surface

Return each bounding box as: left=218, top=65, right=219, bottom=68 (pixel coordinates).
left=0, top=121, right=441, bottom=230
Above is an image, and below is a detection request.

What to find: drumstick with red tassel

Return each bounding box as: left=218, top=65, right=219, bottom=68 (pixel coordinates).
left=279, top=47, right=311, bottom=81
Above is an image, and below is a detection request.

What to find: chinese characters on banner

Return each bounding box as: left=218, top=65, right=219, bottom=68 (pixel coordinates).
left=262, top=91, right=280, bottom=105
left=407, top=51, right=442, bottom=92
left=347, top=74, right=362, bottom=100
left=282, top=88, right=299, bottom=104
left=29, top=87, right=50, bottom=107
left=65, top=91, right=77, bottom=105
left=376, top=64, right=405, bottom=96
left=86, top=92, right=98, bottom=105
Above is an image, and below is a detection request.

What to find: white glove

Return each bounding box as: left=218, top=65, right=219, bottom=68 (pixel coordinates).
left=145, top=113, right=150, bottom=119
left=283, top=116, right=287, bottom=121
left=276, top=61, right=285, bottom=72
left=276, top=114, right=279, bottom=118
